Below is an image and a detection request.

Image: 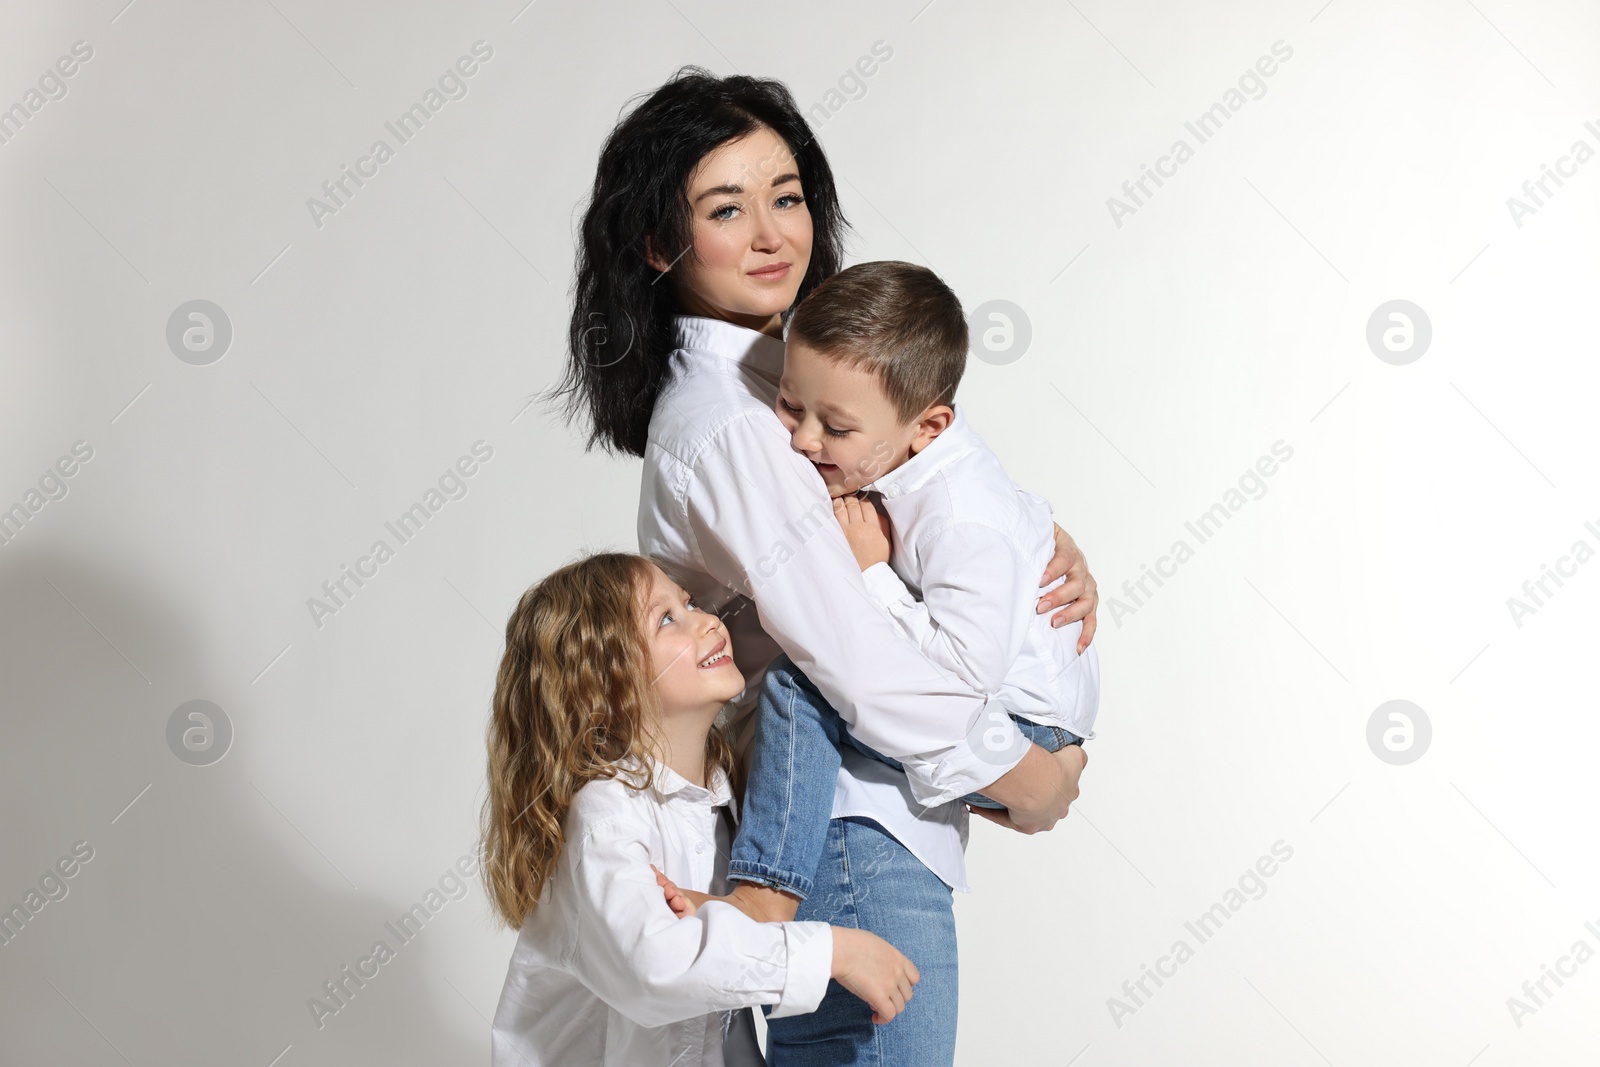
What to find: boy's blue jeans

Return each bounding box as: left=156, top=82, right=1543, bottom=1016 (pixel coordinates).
left=727, top=654, right=1083, bottom=902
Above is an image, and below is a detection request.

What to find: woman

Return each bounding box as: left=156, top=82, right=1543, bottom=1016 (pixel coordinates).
left=556, top=67, right=1097, bottom=1066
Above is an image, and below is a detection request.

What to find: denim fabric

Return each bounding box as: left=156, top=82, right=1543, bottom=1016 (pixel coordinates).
left=763, top=816, right=958, bottom=1067
left=726, top=656, right=1082, bottom=898
left=726, top=656, right=842, bottom=901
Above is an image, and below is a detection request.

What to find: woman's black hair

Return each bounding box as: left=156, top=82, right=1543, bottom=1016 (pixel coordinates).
left=556, top=66, right=850, bottom=457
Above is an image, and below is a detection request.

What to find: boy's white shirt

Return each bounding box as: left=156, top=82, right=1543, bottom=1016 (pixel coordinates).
left=490, top=758, right=833, bottom=1067
left=638, top=314, right=1052, bottom=893
left=858, top=402, right=1101, bottom=742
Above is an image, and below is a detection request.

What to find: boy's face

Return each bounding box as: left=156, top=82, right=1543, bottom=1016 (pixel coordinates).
left=776, top=339, right=948, bottom=498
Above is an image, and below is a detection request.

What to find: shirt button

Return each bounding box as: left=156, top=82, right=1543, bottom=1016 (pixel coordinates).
left=885, top=485, right=901, bottom=499
left=695, top=842, right=706, bottom=854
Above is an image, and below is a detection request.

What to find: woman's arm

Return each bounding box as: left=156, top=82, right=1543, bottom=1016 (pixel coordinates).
left=680, top=412, right=1074, bottom=822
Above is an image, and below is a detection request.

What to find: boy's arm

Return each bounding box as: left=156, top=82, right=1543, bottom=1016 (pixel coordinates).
left=861, top=521, right=1045, bottom=698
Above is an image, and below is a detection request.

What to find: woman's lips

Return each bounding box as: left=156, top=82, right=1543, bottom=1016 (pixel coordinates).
left=748, top=263, right=790, bottom=281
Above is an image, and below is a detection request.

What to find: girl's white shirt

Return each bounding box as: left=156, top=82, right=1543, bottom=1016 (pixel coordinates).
left=490, top=758, right=832, bottom=1067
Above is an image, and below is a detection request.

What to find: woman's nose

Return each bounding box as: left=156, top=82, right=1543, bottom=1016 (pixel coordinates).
left=750, top=211, right=782, bottom=252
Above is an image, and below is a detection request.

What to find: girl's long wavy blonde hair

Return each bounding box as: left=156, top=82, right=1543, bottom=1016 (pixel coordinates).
left=480, top=551, right=740, bottom=929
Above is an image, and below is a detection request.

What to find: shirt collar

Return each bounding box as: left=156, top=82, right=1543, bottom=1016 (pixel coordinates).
left=863, top=402, right=977, bottom=500
left=672, top=315, right=786, bottom=382
left=647, top=755, right=735, bottom=809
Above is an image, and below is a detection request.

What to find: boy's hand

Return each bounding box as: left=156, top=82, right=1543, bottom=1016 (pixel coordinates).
left=830, top=927, right=920, bottom=1024
left=834, top=493, right=892, bottom=571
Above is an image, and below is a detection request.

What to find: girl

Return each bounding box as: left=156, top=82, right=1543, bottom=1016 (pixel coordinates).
left=554, top=67, right=1097, bottom=1065
left=481, top=551, right=920, bottom=1067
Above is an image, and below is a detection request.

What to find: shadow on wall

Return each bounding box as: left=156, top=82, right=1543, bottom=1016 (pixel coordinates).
left=0, top=544, right=489, bottom=1066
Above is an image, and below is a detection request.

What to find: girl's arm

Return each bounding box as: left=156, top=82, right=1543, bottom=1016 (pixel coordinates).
left=652, top=864, right=920, bottom=1024
left=565, top=818, right=832, bottom=1028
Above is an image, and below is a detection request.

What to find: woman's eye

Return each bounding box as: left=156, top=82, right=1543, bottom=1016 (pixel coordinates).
left=777, top=193, right=805, bottom=209
left=710, top=203, right=739, bottom=221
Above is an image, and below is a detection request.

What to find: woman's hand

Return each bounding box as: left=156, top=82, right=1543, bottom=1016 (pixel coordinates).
left=1038, top=523, right=1098, bottom=653
left=968, top=744, right=1088, bottom=834
left=831, top=926, right=920, bottom=1024
left=833, top=493, right=892, bottom=571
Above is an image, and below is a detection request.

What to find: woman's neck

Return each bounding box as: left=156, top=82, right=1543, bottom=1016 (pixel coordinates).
left=673, top=289, right=784, bottom=339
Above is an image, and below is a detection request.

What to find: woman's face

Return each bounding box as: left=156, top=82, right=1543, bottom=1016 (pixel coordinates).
left=648, top=126, right=814, bottom=336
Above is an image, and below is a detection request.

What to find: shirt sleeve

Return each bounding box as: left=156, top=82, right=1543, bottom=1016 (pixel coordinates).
left=682, top=410, right=1028, bottom=806
left=860, top=522, right=1036, bottom=698
left=565, top=818, right=833, bottom=1029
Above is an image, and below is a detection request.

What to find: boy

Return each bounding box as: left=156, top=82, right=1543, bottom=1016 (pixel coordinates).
left=663, top=260, right=1100, bottom=925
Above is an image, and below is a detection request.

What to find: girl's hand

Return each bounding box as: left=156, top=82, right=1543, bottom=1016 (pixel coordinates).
left=651, top=864, right=697, bottom=919
left=1038, top=523, right=1098, bottom=653
left=830, top=927, right=920, bottom=1024
left=833, top=493, right=892, bottom=571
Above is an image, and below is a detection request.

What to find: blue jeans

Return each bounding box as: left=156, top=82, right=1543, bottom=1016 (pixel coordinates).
left=763, top=815, right=958, bottom=1066
left=728, top=655, right=1082, bottom=901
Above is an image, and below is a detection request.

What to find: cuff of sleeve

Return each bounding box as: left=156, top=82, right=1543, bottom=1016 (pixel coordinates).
left=769, top=921, right=833, bottom=1019
left=860, top=561, right=912, bottom=608
left=897, top=700, right=1030, bottom=807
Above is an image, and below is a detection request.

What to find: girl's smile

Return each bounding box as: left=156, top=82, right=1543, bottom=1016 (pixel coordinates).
left=696, top=638, right=733, bottom=670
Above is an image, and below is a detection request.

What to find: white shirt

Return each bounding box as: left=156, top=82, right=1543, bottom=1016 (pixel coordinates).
left=490, top=759, right=833, bottom=1067
left=638, top=315, right=1033, bottom=893
left=860, top=403, right=1100, bottom=742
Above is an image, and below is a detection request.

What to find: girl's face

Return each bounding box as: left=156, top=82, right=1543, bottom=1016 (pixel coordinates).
left=647, top=126, right=814, bottom=336
left=637, top=564, right=744, bottom=717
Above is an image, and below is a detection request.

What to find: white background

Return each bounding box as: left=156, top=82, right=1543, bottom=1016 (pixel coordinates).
left=2, top=1, right=1597, bottom=1064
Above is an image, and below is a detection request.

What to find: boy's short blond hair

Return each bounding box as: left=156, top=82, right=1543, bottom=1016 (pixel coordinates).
left=787, top=260, right=967, bottom=424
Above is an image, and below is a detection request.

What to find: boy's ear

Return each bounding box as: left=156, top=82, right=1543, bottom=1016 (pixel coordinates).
left=907, top=404, right=954, bottom=455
